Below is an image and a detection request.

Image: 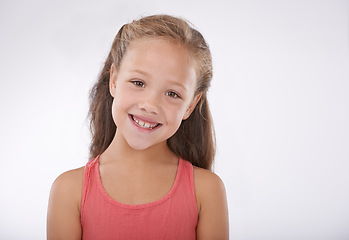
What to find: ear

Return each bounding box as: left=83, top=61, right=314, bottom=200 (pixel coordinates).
left=109, top=63, right=118, bottom=97
left=183, top=93, right=202, bottom=120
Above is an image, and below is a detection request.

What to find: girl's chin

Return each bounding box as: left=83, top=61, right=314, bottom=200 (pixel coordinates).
left=125, top=139, right=152, bottom=151
left=129, top=144, right=151, bottom=151
left=126, top=139, right=166, bottom=152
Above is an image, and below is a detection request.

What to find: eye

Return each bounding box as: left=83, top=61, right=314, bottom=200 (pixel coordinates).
left=131, top=80, right=145, bottom=88
left=166, top=91, right=181, bottom=99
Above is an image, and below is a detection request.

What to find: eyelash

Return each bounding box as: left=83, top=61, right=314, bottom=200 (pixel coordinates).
left=166, top=91, right=181, bottom=99
left=130, top=80, right=181, bottom=99
left=131, top=80, right=145, bottom=88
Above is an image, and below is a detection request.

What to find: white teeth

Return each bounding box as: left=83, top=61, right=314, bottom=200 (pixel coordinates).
left=133, top=116, right=158, bottom=129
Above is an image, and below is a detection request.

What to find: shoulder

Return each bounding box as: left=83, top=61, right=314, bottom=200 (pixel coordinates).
left=54, top=166, right=85, bottom=182
left=47, top=167, right=85, bottom=239
left=50, top=167, right=85, bottom=197
left=49, top=166, right=85, bottom=210
left=193, top=166, right=227, bottom=212
left=193, top=166, right=225, bottom=187
left=193, top=166, right=229, bottom=239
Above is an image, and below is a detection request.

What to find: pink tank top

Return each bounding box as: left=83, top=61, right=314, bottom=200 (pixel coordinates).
left=81, top=156, right=198, bottom=240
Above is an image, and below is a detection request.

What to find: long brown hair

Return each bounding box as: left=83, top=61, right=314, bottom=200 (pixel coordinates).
left=88, top=15, right=215, bottom=170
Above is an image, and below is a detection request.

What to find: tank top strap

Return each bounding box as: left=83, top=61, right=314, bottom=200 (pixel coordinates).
left=179, top=158, right=197, bottom=218
left=81, top=156, right=100, bottom=220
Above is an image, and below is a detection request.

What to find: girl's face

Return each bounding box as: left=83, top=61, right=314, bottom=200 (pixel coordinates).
left=109, top=38, right=201, bottom=151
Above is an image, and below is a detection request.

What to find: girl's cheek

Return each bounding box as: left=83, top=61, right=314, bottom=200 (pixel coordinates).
left=167, top=105, right=188, bottom=121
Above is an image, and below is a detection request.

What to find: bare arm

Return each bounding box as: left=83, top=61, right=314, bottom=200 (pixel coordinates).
left=194, top=167, right=229, bottom=240
left=47, top=167, right=84, bottom=240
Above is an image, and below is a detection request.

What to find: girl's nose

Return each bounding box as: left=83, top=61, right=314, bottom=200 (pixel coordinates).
left=138, top=93, right=159, bottom=115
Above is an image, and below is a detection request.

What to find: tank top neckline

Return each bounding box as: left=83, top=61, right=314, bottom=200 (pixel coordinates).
left=93, top=155, right=184, bottom=209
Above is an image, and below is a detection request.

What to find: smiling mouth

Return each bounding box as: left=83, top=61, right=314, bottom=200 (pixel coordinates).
left=131, top=115, right=161, bottom=130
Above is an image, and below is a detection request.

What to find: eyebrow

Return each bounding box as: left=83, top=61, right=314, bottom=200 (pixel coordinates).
left=129, top=69, right=150, bottom=77
left=129, top=69, right=188, bottom=91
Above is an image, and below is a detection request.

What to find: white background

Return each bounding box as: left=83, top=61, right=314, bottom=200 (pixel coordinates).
left=1, top=0, right=348, bottom=239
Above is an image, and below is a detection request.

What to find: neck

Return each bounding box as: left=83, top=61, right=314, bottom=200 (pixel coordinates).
left=100, top=130, right=177, bottom=167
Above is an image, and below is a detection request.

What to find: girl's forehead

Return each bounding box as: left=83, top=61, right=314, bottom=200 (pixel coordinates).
left=124, top=37, right=199, bottom=73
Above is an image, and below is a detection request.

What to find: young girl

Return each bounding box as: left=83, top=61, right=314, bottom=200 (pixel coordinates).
left=47, top=14, right=229, bottom=239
